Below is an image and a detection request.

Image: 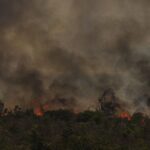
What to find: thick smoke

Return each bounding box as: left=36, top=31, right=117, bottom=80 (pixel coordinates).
left=0, top=0, right=150, bottom=114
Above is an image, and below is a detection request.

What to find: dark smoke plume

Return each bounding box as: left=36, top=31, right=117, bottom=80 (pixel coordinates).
left=0, top=0, right=150, bottom=114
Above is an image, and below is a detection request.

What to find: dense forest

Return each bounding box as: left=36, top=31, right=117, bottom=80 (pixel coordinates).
left=0, top=108, right=149, bottom=150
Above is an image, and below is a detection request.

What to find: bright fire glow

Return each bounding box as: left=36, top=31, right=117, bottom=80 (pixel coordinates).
left=32, top=100, right=44, bottom=116
left=34, top=107, right=43, bottom=116
left=118, top=112, right=131, bottom=121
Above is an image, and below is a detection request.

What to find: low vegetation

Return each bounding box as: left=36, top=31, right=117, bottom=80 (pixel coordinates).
left=0, top=109, right=149, bottom=150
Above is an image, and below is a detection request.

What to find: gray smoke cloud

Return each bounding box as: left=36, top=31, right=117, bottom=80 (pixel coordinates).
left=0, top=0, right=150, bottom=114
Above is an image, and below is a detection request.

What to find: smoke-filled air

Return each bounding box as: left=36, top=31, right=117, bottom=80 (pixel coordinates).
left=0, top=0, right=150, bottom=115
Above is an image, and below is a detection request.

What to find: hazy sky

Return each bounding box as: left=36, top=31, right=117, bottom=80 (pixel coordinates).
left=0, top=0, right=150, bottom=113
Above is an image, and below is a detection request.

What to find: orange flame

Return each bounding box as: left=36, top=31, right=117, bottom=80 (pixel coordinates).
left=34, top=106, right=44, bottom=116
left=118, top=112, right=131, bottom=121
left=32, top=100, right=44, bottom=117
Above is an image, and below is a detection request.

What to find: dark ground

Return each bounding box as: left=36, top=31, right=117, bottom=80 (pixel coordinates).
left=0, top=109, right=149, bottom=150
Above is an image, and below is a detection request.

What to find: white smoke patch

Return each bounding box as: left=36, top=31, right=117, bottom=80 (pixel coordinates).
left=0, top=0, right=150, bottom=114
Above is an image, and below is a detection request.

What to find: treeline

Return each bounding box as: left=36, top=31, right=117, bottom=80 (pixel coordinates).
left=0, top=109, right=150, bottom=150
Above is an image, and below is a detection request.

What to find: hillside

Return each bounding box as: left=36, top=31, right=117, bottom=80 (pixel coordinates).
left=0, top=109, right=149, bottom=150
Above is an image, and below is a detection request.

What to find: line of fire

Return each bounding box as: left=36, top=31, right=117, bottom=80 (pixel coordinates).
left=0, top=88, right=149, bottom=123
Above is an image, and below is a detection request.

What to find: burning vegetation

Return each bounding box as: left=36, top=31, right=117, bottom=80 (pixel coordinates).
left=0, top=99, right=149, bottom=149
left=0, top=0, right=150, bottom=149
left=0, top=90, right=149, bottom=149
left=0, top=89, right=149, bottom=122
left=18, top=88, right=149, bottom=118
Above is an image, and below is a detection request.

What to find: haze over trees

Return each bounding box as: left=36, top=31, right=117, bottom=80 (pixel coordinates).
left=0, top=107, right=149, bottom=150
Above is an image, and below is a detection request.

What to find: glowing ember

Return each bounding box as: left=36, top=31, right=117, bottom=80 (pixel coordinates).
left=32, top=100, right=44, bottom=116
left=34, top=107, right=44, bottom=116
left=118, top=112, right=131, bottom=121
